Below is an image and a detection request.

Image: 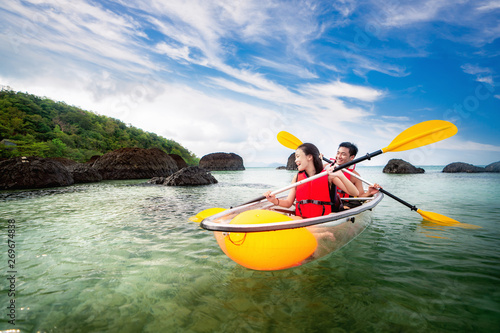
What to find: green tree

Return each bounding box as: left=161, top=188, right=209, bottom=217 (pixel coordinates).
left=48, top=138, right=68, bottom=157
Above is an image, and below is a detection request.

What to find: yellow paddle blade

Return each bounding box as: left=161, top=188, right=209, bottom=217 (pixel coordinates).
left=417, top=209, right=482, bottom=229
left=189, top=207, right=226, bottom=223
left=277, top=131, right=302, bottom=150
left=383, top=120, right=457, bottom=153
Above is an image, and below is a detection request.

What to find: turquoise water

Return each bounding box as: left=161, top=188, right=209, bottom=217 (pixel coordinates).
left=1, top=167, right=499, bottom=332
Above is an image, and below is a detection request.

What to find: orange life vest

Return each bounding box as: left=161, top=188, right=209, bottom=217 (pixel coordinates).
left=295, top=171, right=338, bottom=218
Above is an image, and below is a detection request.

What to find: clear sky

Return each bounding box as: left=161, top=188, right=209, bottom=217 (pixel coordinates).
left=1, top=0, right=499, bottom=167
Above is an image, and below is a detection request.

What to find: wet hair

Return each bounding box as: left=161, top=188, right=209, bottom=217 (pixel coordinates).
left=338, top=142, right=358, bottom=157
left=297, top=143, right=323, bottom=175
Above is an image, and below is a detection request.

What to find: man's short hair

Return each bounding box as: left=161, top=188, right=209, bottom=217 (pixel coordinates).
left=339, top=142, right=358, bottom=157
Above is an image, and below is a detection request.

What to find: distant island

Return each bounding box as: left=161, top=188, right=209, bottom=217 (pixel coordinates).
left=0, top=89, right=198, bottom=165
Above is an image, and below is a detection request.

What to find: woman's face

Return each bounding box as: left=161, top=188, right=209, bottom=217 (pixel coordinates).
left=295, top=148, right=312, bottom=171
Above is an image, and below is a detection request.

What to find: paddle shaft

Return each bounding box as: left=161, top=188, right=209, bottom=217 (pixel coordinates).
left=331, top=150, right=383, bottom=172
left=240, top=169, right=329, bottom=206
left=324, top=157, right=418, bottom=211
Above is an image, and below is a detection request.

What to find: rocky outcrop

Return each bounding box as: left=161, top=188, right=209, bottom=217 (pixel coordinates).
left=148, top=166, right=218, bottom=186
left=199, top=153, right=245, bottom=171
left=485, top=161, right=500, bottom=172
left=87, top=155, right=101, bottom=164
left=383, top=159, right=425, bottom=174
left=168, top=154, right=188, bottom=170
left=443, top=162, right=486, bottom=173
left=68, top=163, right=103, bottom=183
left=49, top=157, right=79, bottom=167
left=48, top=158, right=102, bottom=183
left=92, top=148, right=178, bottom=180
left=286, top=153, right=298, bottom=170
left=0, top=156, right=74, bottom=190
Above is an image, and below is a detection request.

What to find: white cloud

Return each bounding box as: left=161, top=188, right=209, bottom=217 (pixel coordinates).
left=461, top=64, right=495, bottom=86
left=476, top=1, right=500, bottom=11
left=155, top=42, right=191, bottom=62
left=365, top=0, right=500, bottom=47
left=253, top=57, right=318, bottom=79
left=461, top=64, right=492, bottom=75
left=374, top=0, right=448, bottom=27
left=436, top=138, right=500, bottom=152
left=381, top=115, right=411, bottom=121
left=302, top=81, right=383, bottom=102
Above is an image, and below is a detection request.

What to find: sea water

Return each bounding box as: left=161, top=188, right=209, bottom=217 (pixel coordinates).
left=0, top=167, right=499, bottom=332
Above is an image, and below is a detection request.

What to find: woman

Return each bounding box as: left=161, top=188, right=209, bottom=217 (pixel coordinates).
left=264, top=143, right=359, bottom=218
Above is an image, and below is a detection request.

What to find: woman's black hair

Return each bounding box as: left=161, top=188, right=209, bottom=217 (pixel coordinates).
left=297, top=143, right=323, bottom=175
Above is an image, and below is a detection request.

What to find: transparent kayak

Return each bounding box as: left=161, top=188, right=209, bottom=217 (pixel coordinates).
left=200, top=192, right=384, bottom=271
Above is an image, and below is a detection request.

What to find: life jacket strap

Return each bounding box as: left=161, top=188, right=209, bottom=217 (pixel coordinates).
left=296, top=199, right=334, bottom=216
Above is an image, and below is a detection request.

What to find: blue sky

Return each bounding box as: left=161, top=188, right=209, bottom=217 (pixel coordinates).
left=1, top=0, right=499, bottom=167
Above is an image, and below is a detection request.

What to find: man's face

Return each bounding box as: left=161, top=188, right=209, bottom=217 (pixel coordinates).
left=336, top=146, right=354, bottom=165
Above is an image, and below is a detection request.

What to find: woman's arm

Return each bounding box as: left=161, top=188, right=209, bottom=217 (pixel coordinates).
left=263, top=174, right=297, bottom=208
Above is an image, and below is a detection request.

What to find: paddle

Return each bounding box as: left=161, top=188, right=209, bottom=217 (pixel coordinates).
left=277, top=127, right=480, bottom=228
left=278, top=120, right=458, bottom=171
left=190, top=120, right=457, bottom=222
left=340, top=168, right=471, bottom=227
left=189, top=207, right=226, bottom=223
left=190, top=169, right=333, bottom=222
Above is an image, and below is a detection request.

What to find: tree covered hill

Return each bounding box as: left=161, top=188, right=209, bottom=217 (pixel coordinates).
left=0, top=89, right=198, bottom=164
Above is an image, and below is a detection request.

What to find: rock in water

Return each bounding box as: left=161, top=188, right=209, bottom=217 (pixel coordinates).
left=443, top=162, right=486, bottom=173
left=163, top=166, right=218, bottom=186
left=92, top=148, right=178, bottom=180
left=286, top=153, right=298, bottom=170
left=383, top=159, right=425, bottom=174
left=485, top=161, right=500, bottom=172
left=68, top=163, right=103, bottom=183
left=0, top=156, right=74, bottom=190
left=168, top=154, right=188, bottom=170
left=199, top=153, right=245, bottom=171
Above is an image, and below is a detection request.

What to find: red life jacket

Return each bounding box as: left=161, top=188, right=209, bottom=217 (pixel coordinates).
left=336, top=165, right=356, bottom=198
left=295, top=171, right=338, bottom=218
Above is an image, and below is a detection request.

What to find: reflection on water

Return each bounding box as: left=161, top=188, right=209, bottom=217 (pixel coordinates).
left=0, top=168, right=499, bottom=332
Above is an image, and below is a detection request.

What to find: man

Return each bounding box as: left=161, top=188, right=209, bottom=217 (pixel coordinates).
left=334, top=142, right=379, bottom=208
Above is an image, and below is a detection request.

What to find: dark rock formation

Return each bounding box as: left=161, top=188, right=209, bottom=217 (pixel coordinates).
left=87, top=155, right=101, bottom=164
left=485, top=161, right=500, bottom=172
left=68, top=163, right=103, bottom=183
left=150, top=166, right=218, bottom=186
left=443, top=162, right=486, bottom=173
left=168, top=154, right=188, bottom=170
left=48, top=158, right=102, bottom=184
left=147, top=177, right=167, bottom=184
left=49, top=157, right=78, bottom=167
left=276, top=166, right=287, bottom=170
left=0, top=156, right=74, bottom=190
left=286, top=153, right=298, bottom=170
left=383, top=159, right=425, bottom=174
left=92, top=148, right=178, bottom=180
left=199, top=152, right=245, bottom=171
